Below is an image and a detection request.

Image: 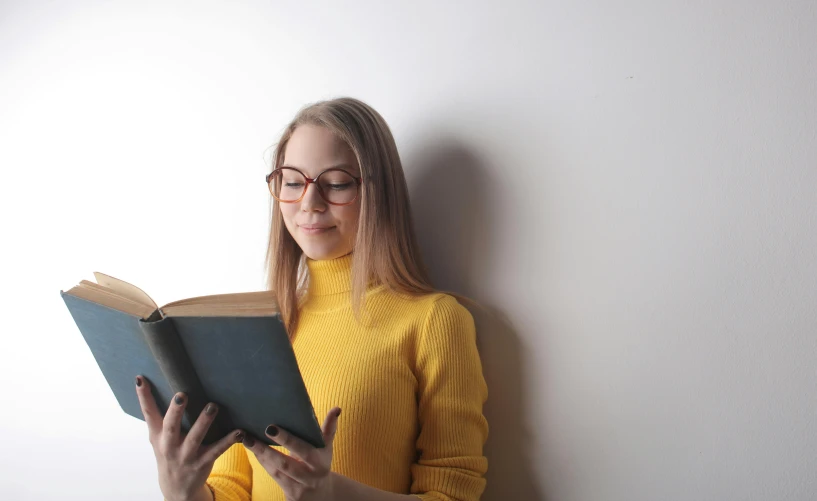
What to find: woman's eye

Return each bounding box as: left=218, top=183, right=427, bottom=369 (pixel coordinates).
left=284, top=182, right=304, bottom=188
left=327, top=183, right=352, bottom=191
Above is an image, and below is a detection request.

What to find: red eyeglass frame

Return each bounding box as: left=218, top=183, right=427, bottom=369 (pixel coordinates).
left=266, top=167, right=363, bottom=206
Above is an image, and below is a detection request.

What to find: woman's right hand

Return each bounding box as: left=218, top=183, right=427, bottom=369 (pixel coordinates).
left=135, top=375, right=245, bottom=501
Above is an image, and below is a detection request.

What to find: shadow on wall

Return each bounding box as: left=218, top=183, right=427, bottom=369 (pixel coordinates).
left=407, top=140, right=544, bottom=501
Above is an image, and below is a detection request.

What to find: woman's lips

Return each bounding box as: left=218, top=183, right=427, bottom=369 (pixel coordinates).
left=300, top=225, right=335, bottom=235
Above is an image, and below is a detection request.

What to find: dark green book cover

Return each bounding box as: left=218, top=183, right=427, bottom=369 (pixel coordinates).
left=61, top=290, right=325, bottom=448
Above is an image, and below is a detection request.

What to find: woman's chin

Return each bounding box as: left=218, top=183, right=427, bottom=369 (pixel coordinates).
left=300, top=243, right=351, bottom=261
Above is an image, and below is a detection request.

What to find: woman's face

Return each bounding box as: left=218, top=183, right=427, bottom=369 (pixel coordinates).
left=279, top=124, right=361, bottom=261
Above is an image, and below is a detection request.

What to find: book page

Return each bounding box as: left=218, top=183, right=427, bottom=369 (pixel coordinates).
left=64, top=283, right=156, bottom=319
left=162, top=290, right=279, bottom=317
left=65, top=274, right=279, bottom=318
left=93, top=272, right=159, bottom=311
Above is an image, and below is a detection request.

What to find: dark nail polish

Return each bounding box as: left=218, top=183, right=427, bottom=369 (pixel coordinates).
left=135, top=376, right=143, bottom=387
left=335, top=409, right=342, bottom=418
left=242, top=435, right=255, bottom=447
left=265, top=425, right=279, bottom=437
left=174, top=394, right=185, bottom=405
left=235, top=431, right=245, bottom=442
left=205, top=403, right=217, bottom=415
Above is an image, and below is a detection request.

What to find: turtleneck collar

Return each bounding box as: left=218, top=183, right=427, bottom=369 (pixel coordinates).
left=306, top=252, right=354, bottom=296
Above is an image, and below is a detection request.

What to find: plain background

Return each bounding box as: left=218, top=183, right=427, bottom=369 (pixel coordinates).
left=1, top=1, right=815, bottom=500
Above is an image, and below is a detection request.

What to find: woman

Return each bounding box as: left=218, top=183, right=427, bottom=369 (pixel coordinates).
left=135, top=97, right=489, bottom=501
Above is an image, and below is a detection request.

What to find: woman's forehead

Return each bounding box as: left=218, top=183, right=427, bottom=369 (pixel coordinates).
left=283, top=125, right=359, bottom=175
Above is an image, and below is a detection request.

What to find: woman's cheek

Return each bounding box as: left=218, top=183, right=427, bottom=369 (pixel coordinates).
left=281, top=207, right=297, bottom=231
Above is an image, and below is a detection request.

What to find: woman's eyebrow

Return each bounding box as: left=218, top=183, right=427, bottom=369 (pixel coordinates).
left=326, top=163, right=358, bottom=171
left=282, top=164, right=360, bottom=174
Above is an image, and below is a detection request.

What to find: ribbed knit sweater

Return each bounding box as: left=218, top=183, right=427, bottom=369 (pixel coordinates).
left=205, top=253, right=489, bottom=500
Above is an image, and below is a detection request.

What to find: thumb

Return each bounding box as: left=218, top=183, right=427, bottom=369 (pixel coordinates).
left=321, top=407, right=342, bottom=447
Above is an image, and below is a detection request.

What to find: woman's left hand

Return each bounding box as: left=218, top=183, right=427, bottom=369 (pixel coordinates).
left=242, top=407, right=342, bottom=501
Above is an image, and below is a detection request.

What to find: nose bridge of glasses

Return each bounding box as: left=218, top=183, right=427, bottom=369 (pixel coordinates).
left=301, top=176, right=326, bottom=203
left=299, top=172, right=322, bottom=194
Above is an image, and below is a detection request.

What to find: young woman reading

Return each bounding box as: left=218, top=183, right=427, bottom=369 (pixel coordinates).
left=135, top=97, right=489, bottom=501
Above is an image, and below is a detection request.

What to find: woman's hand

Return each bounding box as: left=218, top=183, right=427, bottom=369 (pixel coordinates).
left=135, top=375, right=245, bottom=501
left=241, top=407, right=342, bottom=501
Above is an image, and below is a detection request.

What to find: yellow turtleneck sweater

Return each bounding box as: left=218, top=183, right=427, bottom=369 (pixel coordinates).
left=205, top=254, right=489, bottom=501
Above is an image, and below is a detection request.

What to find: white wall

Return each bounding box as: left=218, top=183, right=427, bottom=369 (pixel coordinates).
left=1, top=1, right=815, bottom=500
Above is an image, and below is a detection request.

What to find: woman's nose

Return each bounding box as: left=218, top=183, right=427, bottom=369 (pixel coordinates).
left=301, top=182, right=326, bottom=211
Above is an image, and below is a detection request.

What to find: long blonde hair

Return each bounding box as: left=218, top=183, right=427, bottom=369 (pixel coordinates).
left=265, top=97, right=438, bottom=336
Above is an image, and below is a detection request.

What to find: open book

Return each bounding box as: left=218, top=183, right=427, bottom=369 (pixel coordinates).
left=61, top=273, right=324, bottom=448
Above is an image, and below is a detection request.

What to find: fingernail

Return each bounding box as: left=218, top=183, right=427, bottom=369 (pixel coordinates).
left=335, top=409, right=342, bottom=418
left=135, top=376, right=143, bottom=387
left=174, top=394, right=185, bottom=405
left=265, top=425, right=279, bottom=437
left=242, top=435, right=255, bottom=447
left=205, top=403, right=218, bottom=415
left=235, top=431, right=245, bottom=442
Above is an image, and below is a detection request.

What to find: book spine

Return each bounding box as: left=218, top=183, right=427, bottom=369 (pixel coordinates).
left=139, top=313, right=228, bottom=445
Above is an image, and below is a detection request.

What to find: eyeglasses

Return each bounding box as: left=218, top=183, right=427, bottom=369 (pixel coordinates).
left=266, top=167, right=363, bottom=206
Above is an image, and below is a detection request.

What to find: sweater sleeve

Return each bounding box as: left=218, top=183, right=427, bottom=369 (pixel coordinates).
left=410, top=295, right=489, bottom=501
left=205, top=443, right=253, bottom=501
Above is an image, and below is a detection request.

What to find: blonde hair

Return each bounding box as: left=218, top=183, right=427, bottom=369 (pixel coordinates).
left=265, top=97, right=439, bottom=335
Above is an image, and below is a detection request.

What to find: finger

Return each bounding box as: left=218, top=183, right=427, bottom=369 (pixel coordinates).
left=161, top=392, right=188, bottom=447
left=268, top=466, right=301, bottom=496
left=241, top=434, right=314, bottom=484
left=197, top=429, right=246, bottom=467
left=320, top=407, right=342, bottom=448
left=263, top=424, right=313, bottom=462
left=134, top=376, right=163, bottom=441
left=180, top=402, right=219, bottom=460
